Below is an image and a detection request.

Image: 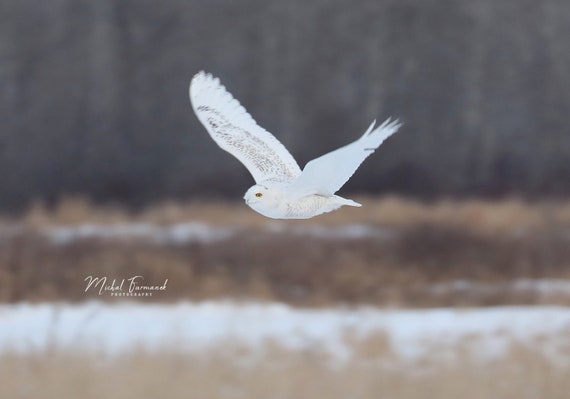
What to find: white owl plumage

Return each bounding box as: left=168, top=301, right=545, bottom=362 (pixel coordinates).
left=189, top=71, right=401, bottom=219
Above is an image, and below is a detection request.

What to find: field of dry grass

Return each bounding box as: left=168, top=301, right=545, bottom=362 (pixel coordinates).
left=2, top=197, right=570, bottom=397
left=15, top=195, right=570, bottom=232
left=1, top=196, right=570, bottom=306
left=2, top=336, right=568, bottom=399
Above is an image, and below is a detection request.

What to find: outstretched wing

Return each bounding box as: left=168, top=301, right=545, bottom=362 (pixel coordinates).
left=287, top=118, right=401, bottom=198
left=189, top=71, right=302, bottom=184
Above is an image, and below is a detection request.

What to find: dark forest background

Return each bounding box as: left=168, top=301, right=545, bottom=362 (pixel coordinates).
left=1, top=0, right=569, bottom=211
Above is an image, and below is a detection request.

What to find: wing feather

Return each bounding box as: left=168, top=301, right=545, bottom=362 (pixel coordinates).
left=189, top=71, right=301, bottom=184
left=287, top=118, right=401, bottom=198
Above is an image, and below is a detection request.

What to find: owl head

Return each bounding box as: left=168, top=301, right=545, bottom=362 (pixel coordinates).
left=243, top=184, right=282, bottom=218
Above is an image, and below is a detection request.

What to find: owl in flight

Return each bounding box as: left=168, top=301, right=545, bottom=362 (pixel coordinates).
left=189, top=71, right=401, bottom=219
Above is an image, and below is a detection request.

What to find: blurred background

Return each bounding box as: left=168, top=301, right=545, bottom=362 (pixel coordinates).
left=1, top=0, right=570, bottom=210
left=1, top=1, right=570, bottom=398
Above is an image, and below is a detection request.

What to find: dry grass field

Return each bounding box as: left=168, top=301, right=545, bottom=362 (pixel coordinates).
left=15, top=195, right=570, bottom=232
left=1, top=337, right=569, bottom=399
left=2, top=196, right=570, bottom=398
left=1, top=196, right=570, bottom=306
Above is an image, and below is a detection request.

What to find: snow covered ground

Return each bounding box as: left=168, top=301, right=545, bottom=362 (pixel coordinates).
left=5, top=221, right=562, bottom=245
left=1, top=301, right=569, bottom=363
left=0, top=222, right=395, bottom=245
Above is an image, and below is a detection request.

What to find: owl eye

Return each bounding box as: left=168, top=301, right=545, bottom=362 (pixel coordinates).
left=255, top=192, right=263, bottom=197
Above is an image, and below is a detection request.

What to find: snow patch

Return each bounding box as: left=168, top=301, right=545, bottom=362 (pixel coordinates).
left=1, top=301, right=569, bottom=364
left=44, top=223, right=235, bottom=245
left=0, top=222, right=395, bottom=245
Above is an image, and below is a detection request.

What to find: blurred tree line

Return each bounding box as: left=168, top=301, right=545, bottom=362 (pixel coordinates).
left=1, top=0, right=569, bottom=211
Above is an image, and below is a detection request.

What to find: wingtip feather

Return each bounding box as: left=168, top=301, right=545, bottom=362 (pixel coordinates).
left=189, top=71, right=222, bottom=102
left=362, top=117, right=401, bottom=139
left=379, top=117, right=403, bottom=132
left=363, top=119, right=377, bottom=136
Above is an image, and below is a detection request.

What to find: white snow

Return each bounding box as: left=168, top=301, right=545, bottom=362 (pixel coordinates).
left=0, top=223, right=396, bottom=245
left=1, top=222, right=569, bottom=246
left=427, top=279, right=570, bottom=298
left=265, top=223, right=394, bottom=240
left=44, top=223, right=236, bottom=245
left=0, top=301, right=569, bottom=363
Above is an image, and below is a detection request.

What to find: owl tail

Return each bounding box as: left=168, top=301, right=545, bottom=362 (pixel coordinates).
left=334, top=195, right=362, bottom=207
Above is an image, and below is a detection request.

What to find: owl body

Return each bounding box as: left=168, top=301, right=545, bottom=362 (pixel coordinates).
left=243, top=183, right=360, bottom=219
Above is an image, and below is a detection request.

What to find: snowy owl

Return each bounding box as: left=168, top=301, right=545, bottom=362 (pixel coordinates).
left=189, top=71, right=401, bottom=219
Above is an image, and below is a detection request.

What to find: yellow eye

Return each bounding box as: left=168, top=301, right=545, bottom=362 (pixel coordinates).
left=255, top=192, right=263, bottom=198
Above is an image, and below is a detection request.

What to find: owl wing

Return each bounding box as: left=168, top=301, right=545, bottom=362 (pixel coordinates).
left=190, top=71, right=302, bottom=184
left=287, top=118, right=401, bottom=198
